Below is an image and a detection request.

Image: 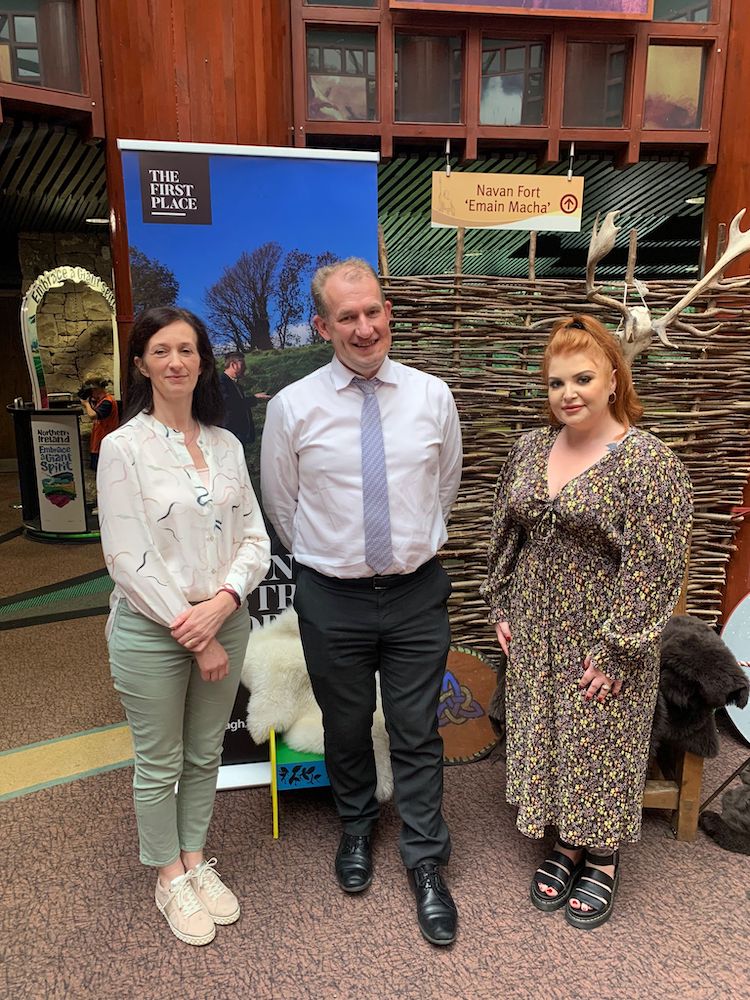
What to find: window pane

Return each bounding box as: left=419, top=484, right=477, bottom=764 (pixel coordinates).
left=481, top=38, right=546, bottom=127
left=606, top=82, right=623, bottom=113
left=5, top=2, right=81, bottom=92
left=16, top=47, right=39, bottom=79
left=482, top=72, right=525, bottom=126
left=14, top=15, right=37, bottom=44
left=652, top=0, right=712, bottom=21
left=395, top=34, right=462, bottom=124
left=307, top=27, right=377, bottom=122
left=609, top=49, right=625, bottom=79
left=505, top=47, right=525, bottom=72
left=644, top=44, right=705, bottom=129
left=323, top=48, right=342, bottom=73
left=563, top=42, right=628, bottom=127
left=345, top=50, right=363, bottom=74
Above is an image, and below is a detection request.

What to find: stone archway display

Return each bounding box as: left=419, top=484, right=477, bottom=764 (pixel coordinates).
left=20, top=265, right=118, bottom=409
left=13, top=266, right=118, bottom=538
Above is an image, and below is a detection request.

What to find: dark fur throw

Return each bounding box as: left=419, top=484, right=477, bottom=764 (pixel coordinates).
left=653, top=615, right=749, bottom=759
left=699, top=767, right=750, bottom=856
left=486, top=615, right=749, bottom=759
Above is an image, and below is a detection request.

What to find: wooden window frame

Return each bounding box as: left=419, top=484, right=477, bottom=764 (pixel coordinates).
left=562, top=37, right=633, bottom=130
left=393, top=28, right=465, bottom=125
left=653, top=0, right=714, bottom=21
left=642, top=38, right=710, bottom=132
left=0, top=0, right=104, bottom=138
left=479, top=35, right=548, bottom=127
left=0, top=10, right=43, bottom=85
left=291, top=0, right=730, bottom=163
left=306, top=24, right=380, bottom=123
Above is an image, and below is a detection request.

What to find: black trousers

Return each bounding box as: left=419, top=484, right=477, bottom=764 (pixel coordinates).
left=293, top=558, right=452, bottom=870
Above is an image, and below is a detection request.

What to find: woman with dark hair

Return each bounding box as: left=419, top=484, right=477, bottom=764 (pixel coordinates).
left=481, top=315, right=692, bottom=929
left=97, top=306, right=270, bottom=946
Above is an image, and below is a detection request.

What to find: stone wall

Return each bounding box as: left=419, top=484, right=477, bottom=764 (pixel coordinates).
left=18, top=233, right=115, bottom=396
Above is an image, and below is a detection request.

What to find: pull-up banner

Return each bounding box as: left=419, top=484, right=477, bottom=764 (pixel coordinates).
left=118, top=139, right=379, bottom=787
left=432, top=170, right=584, bottom=231
left=390, top=0, right=653, bottom=18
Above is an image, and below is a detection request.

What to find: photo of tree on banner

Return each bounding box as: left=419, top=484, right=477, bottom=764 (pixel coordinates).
left=205, top=243, right=336, bottom=352
left=121, top=148, right=378, bottom=500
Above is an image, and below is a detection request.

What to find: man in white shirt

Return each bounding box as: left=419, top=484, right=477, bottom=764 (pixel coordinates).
left=260, top=258, right=462, bottom=946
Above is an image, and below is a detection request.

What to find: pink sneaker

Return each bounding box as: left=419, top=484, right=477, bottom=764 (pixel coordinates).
left=190, top=858, right=240, bottom=925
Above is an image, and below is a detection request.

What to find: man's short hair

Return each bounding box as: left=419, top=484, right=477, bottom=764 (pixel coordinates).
left=224, top=352, right=245, bottom=367
left=311, top=257, right=382, bottom=320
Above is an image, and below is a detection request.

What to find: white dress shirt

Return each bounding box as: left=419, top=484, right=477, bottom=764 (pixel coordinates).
left=260, top=355, right=463, bottom=577
left=97, top=411, right=270, bottom=638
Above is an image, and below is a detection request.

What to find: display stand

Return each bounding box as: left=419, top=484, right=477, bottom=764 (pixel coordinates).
left=7, top=402, right=99, bottom=542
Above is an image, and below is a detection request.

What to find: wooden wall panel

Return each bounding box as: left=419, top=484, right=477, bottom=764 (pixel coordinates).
left=97, top=0, right=180, bottom=141
left=703, top=0, right=750, bottom=620
left=96, top=0, right=292, bottom=144
left=704, top=0, right=750, bottom=275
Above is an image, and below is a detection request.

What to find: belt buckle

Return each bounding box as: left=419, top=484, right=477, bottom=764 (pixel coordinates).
left=372, top=576, right=388, bottom=590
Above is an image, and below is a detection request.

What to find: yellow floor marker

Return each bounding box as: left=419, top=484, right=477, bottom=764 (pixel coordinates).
left=0, top=723, right=133, bottom=801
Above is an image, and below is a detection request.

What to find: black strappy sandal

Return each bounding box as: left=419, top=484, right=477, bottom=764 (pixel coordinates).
left=564, top=851, right=620, bottom=929
left=530, top=848, right=584, bottom=912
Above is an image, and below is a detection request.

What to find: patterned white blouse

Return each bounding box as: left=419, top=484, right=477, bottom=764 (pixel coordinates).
left=97, top=411, right=270, bottom=638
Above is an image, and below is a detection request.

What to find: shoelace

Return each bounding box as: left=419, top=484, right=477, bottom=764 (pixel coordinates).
left=169, top=874, right=204, bottom=916
left=342, top=836, right=369, bottom=855
left=415, top=868, right=442, bottom=891
left=192, top=858, right=226, bottom=901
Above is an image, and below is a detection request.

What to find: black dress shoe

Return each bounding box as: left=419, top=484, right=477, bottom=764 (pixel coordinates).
left=335, top=833, right=373, bottom=893
left=410, top=863, right=457, bottom=946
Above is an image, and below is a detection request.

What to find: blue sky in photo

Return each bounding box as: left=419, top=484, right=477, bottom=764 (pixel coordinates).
left=121, top=150, right=378, bottom=323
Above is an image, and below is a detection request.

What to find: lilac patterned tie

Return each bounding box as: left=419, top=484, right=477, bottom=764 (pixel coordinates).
left=352, top=377, right=393, bottom=574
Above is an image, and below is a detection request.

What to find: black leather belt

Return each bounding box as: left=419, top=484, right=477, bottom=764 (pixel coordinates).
left=302, top=556, right=437, bottom=591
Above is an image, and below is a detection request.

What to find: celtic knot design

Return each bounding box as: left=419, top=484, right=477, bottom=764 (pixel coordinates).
left=437, top=669, right=484, bottom=727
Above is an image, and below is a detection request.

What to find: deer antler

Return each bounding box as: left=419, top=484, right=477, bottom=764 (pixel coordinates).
left=586, top=211, right=620, bottom=292
left=652, top=209, right=750, bottom=344
left=585, top=210, right=632, bottom=322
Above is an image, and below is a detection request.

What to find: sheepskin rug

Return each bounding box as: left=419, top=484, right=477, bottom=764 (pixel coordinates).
left=241, top=606, right=394, bottom=801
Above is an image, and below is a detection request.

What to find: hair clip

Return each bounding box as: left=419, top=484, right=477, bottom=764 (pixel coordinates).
left=567, top=318, right=586, bottom=330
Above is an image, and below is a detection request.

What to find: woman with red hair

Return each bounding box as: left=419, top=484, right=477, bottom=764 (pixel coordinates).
left=482, top=315, right=692, bottom=928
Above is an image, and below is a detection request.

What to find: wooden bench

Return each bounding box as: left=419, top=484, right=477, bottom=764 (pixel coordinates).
left=642, top=749, right=703, bottom=841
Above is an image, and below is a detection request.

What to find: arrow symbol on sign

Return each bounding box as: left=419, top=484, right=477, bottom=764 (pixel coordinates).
left=561, top=194, right=579, bottom=214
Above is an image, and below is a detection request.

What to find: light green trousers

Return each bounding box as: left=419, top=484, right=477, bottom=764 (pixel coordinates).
left=108, top=602, right=251, bottom=867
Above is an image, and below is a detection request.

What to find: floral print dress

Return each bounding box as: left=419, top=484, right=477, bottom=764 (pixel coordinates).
left=481, top=426, right=693, bottom=848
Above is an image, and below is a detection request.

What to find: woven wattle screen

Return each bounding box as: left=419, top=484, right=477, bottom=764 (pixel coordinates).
left=386, top=274, right=750, bottom=656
